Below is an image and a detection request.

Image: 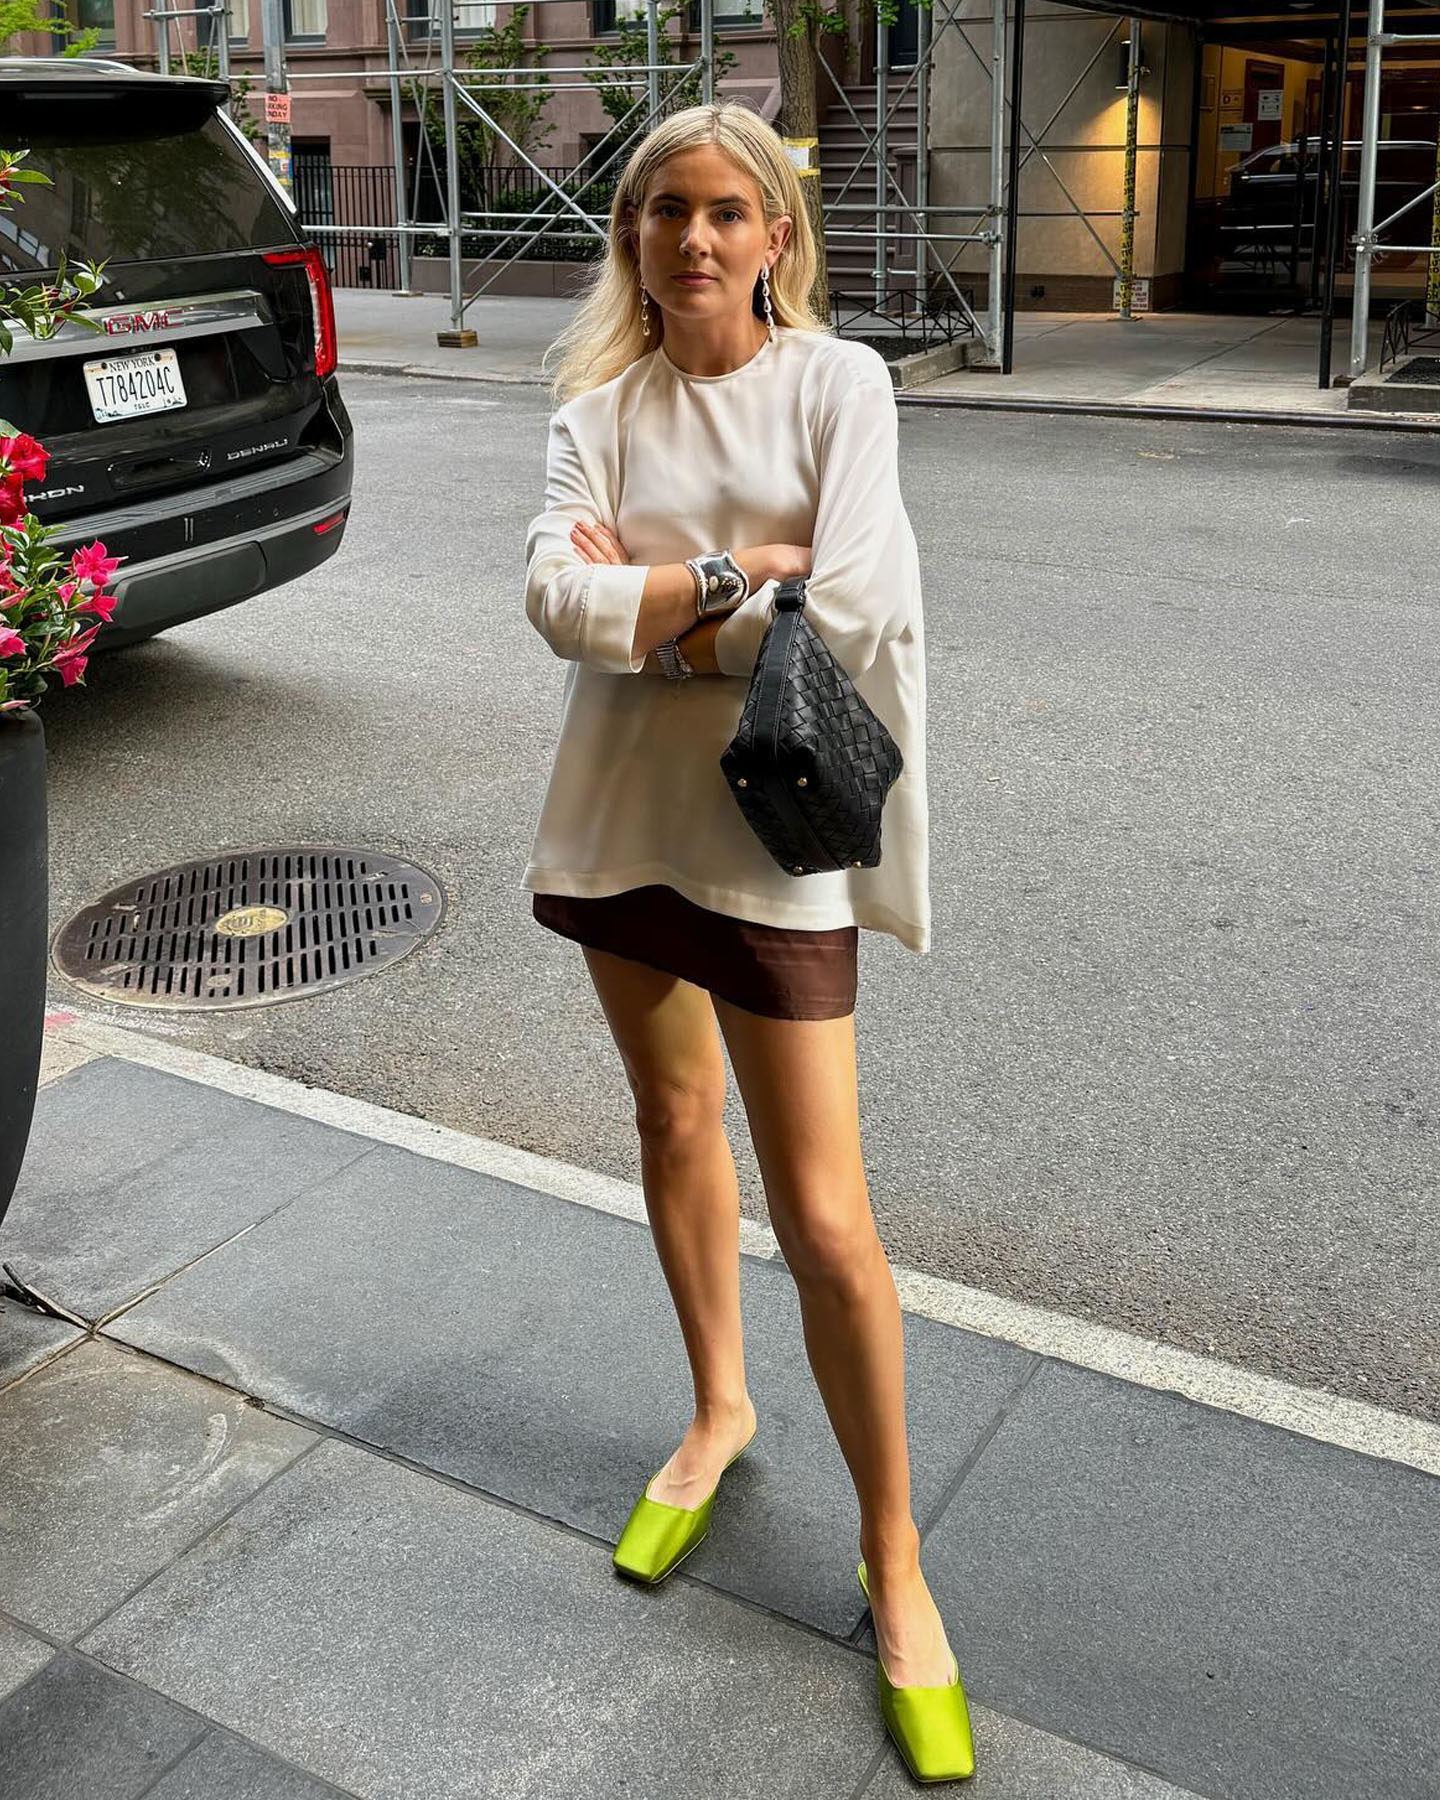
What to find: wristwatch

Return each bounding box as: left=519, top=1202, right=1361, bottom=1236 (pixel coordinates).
left=686, top=549, right=750, bottom=619
left=655, top=637, right=696, bottom=681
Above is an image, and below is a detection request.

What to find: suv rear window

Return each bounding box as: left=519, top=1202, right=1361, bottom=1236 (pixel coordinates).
left=0, top=94, right=295, bottom=277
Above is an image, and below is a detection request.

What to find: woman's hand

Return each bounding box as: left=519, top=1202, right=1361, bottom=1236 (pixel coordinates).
left=570, top=519, right=630, bottom=565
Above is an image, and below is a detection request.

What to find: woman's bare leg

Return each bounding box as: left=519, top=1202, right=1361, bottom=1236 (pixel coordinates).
left=583, top=946, right=757, bottom=1506
left=712, top=995, right=954, bottom=1686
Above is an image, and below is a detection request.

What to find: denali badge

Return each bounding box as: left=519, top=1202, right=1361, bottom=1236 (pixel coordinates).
left=104, top=310, right=175, bottom=336
left=225, top=438, right=289, bottom=462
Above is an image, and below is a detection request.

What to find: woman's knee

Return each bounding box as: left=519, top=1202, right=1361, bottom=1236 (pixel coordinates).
left=774, top=1201, right=882, bottom=1294
left=631, top=1074, right=727, bottom=1155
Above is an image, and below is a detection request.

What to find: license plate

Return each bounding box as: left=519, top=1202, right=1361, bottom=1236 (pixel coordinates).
left=83, top=348, right=187, bottom=424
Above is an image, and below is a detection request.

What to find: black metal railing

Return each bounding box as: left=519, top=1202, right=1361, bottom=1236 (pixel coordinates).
left=1379, top=298, right=1440, bottom=370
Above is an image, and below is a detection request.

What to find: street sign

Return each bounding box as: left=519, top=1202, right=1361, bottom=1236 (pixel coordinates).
left=265, top=92, right=291, bottom=123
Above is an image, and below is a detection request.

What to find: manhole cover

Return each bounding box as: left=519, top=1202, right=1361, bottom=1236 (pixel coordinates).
left=53, top=847, right=446, bottom=1011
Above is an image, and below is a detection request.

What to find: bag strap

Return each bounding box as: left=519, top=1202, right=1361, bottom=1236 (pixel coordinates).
left=774, top=575, right=807, bottom=613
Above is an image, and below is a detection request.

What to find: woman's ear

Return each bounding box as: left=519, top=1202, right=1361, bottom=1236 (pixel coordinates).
left=770, top=215, right=794, bottom=261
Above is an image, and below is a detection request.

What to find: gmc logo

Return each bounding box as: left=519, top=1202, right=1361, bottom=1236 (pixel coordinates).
left=104, top=310, right=175, bottom=336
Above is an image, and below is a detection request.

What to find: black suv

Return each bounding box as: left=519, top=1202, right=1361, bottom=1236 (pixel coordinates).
left=0, top=58, right=353, bottom=647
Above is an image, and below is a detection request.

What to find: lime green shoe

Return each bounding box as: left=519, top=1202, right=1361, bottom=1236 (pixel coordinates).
left=611, top=1429, right=757, bottom=1586
left=858, top=1559, right=976, bottom=1784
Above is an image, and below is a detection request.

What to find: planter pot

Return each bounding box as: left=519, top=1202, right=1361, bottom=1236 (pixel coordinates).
left=0, top=709, right=47, bottom=1234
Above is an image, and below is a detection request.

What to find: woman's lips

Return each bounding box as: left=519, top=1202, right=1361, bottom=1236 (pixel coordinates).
left=673, top=273, right=717, bottom=284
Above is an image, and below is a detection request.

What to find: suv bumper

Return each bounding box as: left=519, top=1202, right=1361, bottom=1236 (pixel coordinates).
left=41, top=430, right=353, bottom=650
left=99, top=490, right=350, bottom=648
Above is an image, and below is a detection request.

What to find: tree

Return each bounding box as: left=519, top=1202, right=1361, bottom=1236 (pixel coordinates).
left=767, top=0, right=843, bottom=314
left=585, top=2, right=740, bottom=159
left=422, top=1, right=557, bottom=196
left=0, top=0, right=99, bottom=52
left=177, top=48, right=266, bottom=145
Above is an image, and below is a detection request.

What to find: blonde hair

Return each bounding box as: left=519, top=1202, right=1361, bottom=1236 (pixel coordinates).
left=543, top=100, right=831, bottom=403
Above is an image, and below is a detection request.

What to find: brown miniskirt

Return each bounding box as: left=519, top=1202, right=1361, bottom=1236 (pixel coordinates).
left=531, top=883, right=858, bottom=1021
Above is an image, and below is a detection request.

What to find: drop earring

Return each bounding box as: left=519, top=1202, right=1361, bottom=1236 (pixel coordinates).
left=760, top=263, right=775, bottom=343
left=639, top=278, right=652, bottom=338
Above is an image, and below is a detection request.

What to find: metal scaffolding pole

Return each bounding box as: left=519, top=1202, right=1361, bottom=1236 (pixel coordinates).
left=913, top=0, right=931, bottom=302
left=873, top=4, right=890, bottom=305
left=1319, top=0, right=1352, bottom=387
left=700, top=0, right=714, bottom=103
left=1002, top=0, right=1026, bottom=375
left=1348, top=0, right=1386, bottom=379
left=385, top=0, right=413, bottom=292
left=646, top=0, right=660, bottom=124
left=437, top=0, right=470, bottom=343
left=987, top=0, right=1008, bottom=361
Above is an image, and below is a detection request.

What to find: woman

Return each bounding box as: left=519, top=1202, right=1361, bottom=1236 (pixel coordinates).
left=522, top=101, right=971, bottom=1785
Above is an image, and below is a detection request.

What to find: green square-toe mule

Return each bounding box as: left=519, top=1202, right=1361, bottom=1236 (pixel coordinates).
left=611, top=1430, right=756, bottom=1586
left=858, top=1559, right=976, bottom=1784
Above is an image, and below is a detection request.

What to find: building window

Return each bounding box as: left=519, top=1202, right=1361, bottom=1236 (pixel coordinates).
left=685, top=0, right=763, bottom=26
left=404, top=0, right=498, bottom=38
left=227, top=0, right=249, bottom=41
left=52, top=0, right=115, bottom=45
left=284, top=0, right=326, bottom=40
left=593, top=0, right=646, bottom=33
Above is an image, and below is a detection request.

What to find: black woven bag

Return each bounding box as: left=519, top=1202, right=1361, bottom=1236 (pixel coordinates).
left=720, top=576, right=904, bottom=877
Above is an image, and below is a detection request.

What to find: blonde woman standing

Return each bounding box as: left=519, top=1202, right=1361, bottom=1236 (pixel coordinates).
left=522, top=100, right=972, bottom=1785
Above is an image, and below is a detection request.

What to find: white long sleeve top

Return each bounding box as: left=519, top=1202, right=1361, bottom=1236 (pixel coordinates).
left=521, top=324, right=930, bottom=954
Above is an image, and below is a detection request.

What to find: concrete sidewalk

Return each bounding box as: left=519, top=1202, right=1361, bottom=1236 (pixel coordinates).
left=334, top=290, right=1424, bottom=423
left=0, top=1018, right=1436, bottom=1800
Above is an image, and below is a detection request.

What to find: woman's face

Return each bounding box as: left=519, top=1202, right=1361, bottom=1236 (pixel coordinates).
left=633, top=143, right=791, bottom=331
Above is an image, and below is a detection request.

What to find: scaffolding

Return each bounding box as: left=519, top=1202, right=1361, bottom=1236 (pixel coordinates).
left=209, top=0, right=723, bottom=341
left=1347, top=0, right=1440, bottom=377
left=156, top=0, right=1153, bottom=372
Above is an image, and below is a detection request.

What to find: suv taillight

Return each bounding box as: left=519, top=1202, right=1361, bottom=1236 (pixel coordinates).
left=263, top=245, right=338, bottom=380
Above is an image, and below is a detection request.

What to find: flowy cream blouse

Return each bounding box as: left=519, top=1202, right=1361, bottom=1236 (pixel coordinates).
left=521, top=324, right=931, bottom=954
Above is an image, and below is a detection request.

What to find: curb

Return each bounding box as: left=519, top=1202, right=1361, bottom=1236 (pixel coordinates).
left=895, top=390, right=1440, bottom=432
left=339, top=357, right=549, bottom=388
left=38, top=1008, right=1440, bottom=1482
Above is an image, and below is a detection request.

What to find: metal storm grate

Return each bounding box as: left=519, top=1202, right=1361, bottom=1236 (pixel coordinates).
left=52, top=847, right=446, bottom=1011
left=1393, top=356, right=1440, bottom=385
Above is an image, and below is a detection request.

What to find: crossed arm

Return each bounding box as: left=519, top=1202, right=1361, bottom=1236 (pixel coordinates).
left=569, top=521, right=811, bottom=676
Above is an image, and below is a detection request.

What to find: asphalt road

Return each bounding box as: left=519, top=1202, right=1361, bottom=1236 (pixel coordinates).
left=36, top=375, right=1440, bottom=1423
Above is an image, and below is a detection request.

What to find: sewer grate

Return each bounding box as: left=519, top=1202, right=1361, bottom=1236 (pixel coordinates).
left=1391, top=356, right=1440, bottom=385
left=52, top=847, right=446, bottom=1011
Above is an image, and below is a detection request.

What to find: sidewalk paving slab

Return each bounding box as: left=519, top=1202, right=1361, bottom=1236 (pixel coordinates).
left=89, top=1092, right=1032, bottom=1642
left=140, top=1730, right=363, bottom=1800
left=0, top=1338, right=314, bottom=1639
left=79, top=1437, right=884, bottom=1800
left=4, top=1049, right=1437, bottom=1799
left=903, top=1358, right=1439, bottom=1800
left=0, top=1058, right=378, bottom=1320
left=0, top=1301, right=79, bottom=1388
left=0, top=1619, right=54, bottom=1703
left=0, top=1653, right=205, bottom=1800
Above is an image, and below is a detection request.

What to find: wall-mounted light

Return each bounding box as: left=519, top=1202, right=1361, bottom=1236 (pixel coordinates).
left=1116, top=27, right=1144, bottom=91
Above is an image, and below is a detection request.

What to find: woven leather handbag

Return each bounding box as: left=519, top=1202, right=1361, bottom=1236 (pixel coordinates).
left=720, top=576, right=903, bottom=877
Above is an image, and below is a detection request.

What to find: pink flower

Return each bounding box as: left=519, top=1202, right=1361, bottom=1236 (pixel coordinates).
left=71, top=542, right=120, bottom=589
left=75, top=590, right=117, bottom=623
left=0, top=698, right=30, bottom=712
left=0, top=480, right=25, bottom=527
left=52, top=652, right=87, bottom=687
left=62, top=623, right=100, bottom=655
left=0, top=434, right=47, bottom=483
left=0, top=628, right=24, bottom=657
left=55, top=580, right=76, bottom=605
